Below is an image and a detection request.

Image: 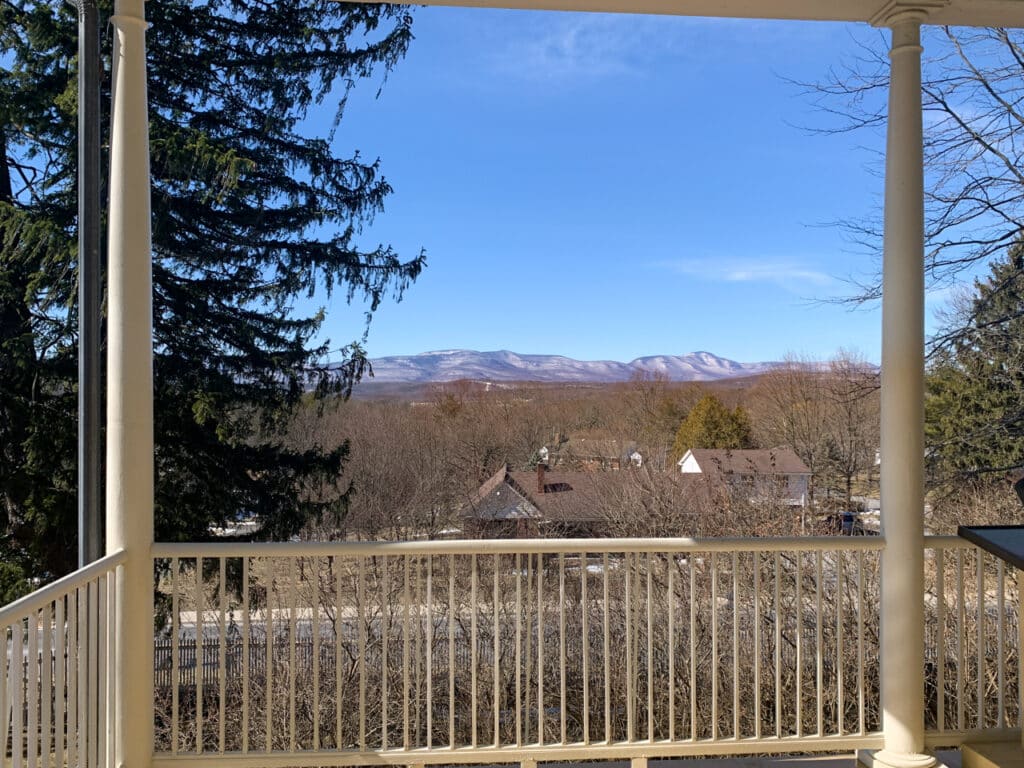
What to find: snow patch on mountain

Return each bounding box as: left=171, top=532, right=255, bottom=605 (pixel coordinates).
left=360, top=350, right=776, bottom=384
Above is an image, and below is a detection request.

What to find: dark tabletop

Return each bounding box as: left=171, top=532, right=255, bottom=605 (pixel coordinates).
left=958, top=525, right=1024, bottom=570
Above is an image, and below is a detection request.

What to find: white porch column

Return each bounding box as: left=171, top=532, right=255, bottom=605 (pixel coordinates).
left=106, top=0, right=153, bottom=766
left=862, top=6, right=936, bottom=768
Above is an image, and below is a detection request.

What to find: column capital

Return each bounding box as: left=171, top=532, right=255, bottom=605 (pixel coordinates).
left=869, top=0, right=947, bottom=27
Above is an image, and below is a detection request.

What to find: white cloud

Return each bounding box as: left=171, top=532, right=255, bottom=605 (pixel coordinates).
left=655, top=257, right=840, bottom=292
left=473, top=11, right=843, bottom=85
left=486, top=15, right=667, bottom=81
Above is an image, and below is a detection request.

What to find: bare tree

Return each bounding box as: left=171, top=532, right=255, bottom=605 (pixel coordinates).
left=822, top=350, right=880, bottom=510
left=749, top=354, right=831, bottom=504
left=804, top=27, right=1024, bottom=316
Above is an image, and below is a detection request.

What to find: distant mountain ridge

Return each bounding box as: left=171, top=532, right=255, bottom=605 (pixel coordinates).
left=359, top=349, right=777, bottom=384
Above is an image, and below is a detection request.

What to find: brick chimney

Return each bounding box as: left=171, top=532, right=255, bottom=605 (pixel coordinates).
left=537, top=462, right=547, bottom=494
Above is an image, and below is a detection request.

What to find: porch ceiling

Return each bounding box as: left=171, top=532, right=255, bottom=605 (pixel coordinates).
left=369, top=0, right=1024, bottom=28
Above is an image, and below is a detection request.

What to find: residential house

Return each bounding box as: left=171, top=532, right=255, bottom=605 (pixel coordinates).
left=465, top=462, right=716, bottom=538
left=539, top=437, right=644, bottom=471
left=678, top=447, right=811, bottom=507
left=463, top=463, right=616, bottom=537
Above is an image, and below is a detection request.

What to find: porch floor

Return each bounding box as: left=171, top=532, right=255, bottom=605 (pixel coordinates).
left=544, top=753, right=963, bottom=768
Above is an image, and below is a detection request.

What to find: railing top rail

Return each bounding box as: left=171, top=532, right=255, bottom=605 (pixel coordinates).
left=0, top=548, right=126, bottom=624
left=152, top=535, right=885, bottom=558
left=925, top=534, right=982, bottom=549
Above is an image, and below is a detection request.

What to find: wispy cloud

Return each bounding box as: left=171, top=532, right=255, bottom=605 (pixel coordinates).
left=486, top=15, right=670, bottom=81
left=654, top=257, right=840, bottom=292
left=475, top=11, right=837, bottom=85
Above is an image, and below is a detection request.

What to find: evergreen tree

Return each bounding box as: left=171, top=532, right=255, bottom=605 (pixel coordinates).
left=671, top=394, right=754, bottom=461
left=926, top=241, right=1024, bottom=483
left=0, top=0, right=423, bottom=587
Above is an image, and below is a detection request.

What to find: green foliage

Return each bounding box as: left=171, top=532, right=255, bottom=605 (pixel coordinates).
left=0, top=0, right=423, bottom=580
left=671, top=394, right=754, bottom=461
left=926, top=241, right=1024, bottom=483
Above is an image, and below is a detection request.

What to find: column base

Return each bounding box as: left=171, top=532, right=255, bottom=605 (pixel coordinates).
left=857, top=749, right=943, bottom=768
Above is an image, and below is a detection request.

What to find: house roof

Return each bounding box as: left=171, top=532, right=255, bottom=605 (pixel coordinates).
left=467, top=465, right=542, bottom=521
left=466, top=465, right=711, bottom=525
left=683, top=448, right=811, bottom=476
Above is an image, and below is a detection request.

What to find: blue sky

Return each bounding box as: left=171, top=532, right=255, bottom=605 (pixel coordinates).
left=307, top=7, right=948, bottom=365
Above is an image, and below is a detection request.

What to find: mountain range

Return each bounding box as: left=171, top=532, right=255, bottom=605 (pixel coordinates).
left=360, top=349, right=777, bottom=384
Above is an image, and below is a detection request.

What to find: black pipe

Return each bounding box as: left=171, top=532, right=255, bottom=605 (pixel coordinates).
left=69, top=0, right=103, bottom=567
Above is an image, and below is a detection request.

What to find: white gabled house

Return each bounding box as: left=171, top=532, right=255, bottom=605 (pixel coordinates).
left=678, top=447, right=811, bottom=507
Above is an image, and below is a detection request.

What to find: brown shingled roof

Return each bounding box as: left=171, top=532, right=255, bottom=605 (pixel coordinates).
left=465, top=465, right=713, bottom=527
left=687, top=448, right=810, bottom=476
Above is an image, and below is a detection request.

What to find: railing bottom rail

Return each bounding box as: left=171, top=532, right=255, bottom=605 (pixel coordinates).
left=153, top=734, right=884, bottom=768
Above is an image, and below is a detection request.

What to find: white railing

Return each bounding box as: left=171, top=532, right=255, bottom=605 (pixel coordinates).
left=150, top=537, right=885, bottom=767
left=924, top=536, right=1023, bottom=747
left=1, top=549, right=125, bottom=768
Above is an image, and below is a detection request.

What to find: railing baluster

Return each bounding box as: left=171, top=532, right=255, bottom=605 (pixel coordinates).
left=381, top=555, right=389, bottom=751
left=403, top=554, right=411, bottom=750
left=171, top=558, right=180, bottom=754
left=195, top=556, right=204, bottom=754
left=626, top=552, right=634, bottom=743
left=753, top=551, right=761, bottom=740
left=313, top=556, right=321, bottom=753
left=288, top=557, right=296, bottom=753
left=711, top=551, right=718, bottom=742
left=106, top=569, right=117, bottom=768
left=836, top=552, right=844, bottom=736
left=668, top=561, right=675, bottom=742
left=603, top=552, right=611, bottom=744
left=242, top=556, right=250, bottom=754
left=97, top=577, right=107, bottom=768
left=977, top=550, right=985, bottom=728
left=690, top=555, right=697, bottom=742
left=470, top=553, right=478, bottom=749
left=493, top=554, right=501, bottom=749
left=426, top=555, right=434, bottom=750
left=647, top=555, right=654, bottom=742
left=537, top=552, right=544, bottom=747
left=733, top=551, right=739, bottom=740
left=13, top=620, right=24, bottom=768
left=76, top=585, right=87, bottom=768
left=88, top=579, right=98, bottom=768
left=957, top=547, right=965, bottom=731
left=416, top=556, right=424, bottom=748
left=334, top=556, right=343, bottom=751
left=67, top=589, right=77, bottom=768
left=525, top=554, right=533, bottom=746
left=514, top=553, right=522, bottom=748
left=447, top=555, right=455, bottom=750
left=40, top=602, right=51, bottom=768
left=28, top=606, right=39, bottom=768
left=998, top=558, right=1005, bottom=726
left=357, top=556, right=366, bottom=752
left=815, top=550, right=823, bottom=737
left=795, top=550, right=803, bottom=738
left=265, top=558, right=274, bottom=753
left=559, top=552, right=566, bottom=746
left=775, top=552, right=782, bottom=739
left=581, top=551, right=590, bottom=746
left=219, top=557, right=227, bottom=754
left=857, top=550, right=865, bottom=736
left=54, top=596, right=64, bottom=768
